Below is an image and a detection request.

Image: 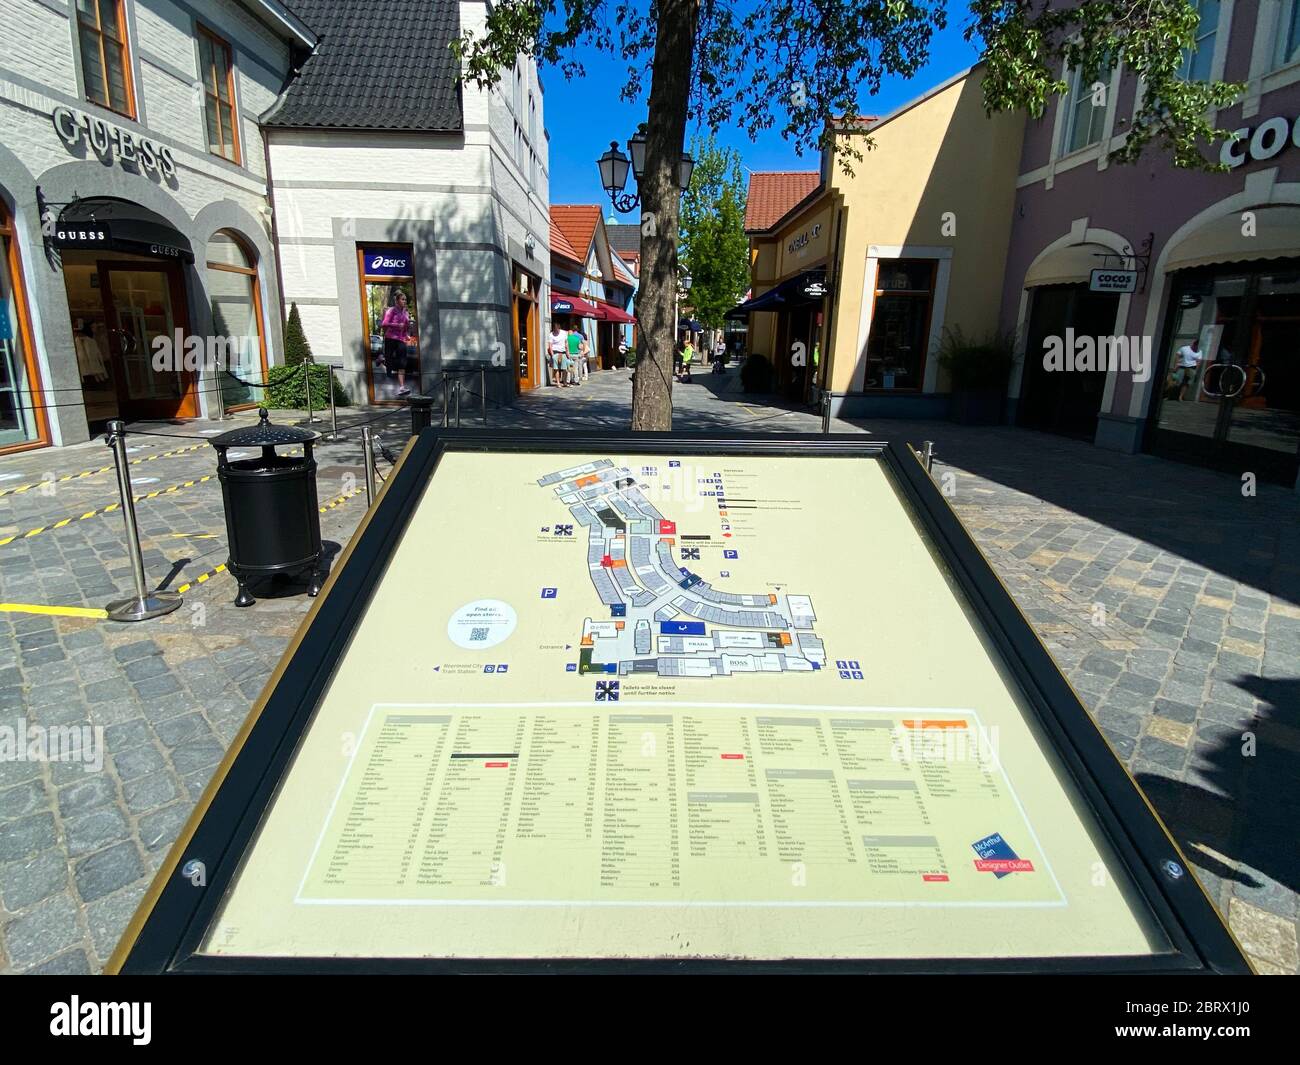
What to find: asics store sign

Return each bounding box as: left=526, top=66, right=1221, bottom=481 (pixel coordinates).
left=364, top=250, right=413, bottom=277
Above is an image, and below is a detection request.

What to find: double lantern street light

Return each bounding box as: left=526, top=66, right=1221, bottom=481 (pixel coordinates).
left=597, top=132, right=694, bottom=214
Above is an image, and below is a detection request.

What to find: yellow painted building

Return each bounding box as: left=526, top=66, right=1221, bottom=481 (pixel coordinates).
left=738, top=65, right=1025, bottom=417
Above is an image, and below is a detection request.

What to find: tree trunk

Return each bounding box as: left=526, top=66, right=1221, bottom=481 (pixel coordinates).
left=630, top=0, right=699, bottom=432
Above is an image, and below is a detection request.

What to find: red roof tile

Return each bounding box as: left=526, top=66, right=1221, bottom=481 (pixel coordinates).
left=549, top=218, right=581, bottom=264
left=743, top=171, right=821, bottom=232
left=549, top=204, right=602, bottom=266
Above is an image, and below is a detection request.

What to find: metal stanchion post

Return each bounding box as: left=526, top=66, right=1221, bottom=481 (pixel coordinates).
left=408, top=394, right=434, bottom=436
left=454, top=376, right=462, bottom=428
left=820, top=390, right=831, bottom=435
left=442, top=373, right=449, bottom=428
left=922, top=440, right=935, bottom=474
left=104, top=421, right=183, bottom=622
left=303, top=356, right=316, bottom=424
left=327, top=366, right=338, bottom=440
left=480, top=366, right=487, bottom=426
left=361, top=426, right=376, bottom=507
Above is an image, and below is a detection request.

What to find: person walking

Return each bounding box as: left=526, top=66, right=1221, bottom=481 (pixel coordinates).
left=380, top=291, right=413, bottom=397
left=681, top=337, right=695, bottom=382
left=578, top=332, right=591, bottom=382
left=1174, top=337, right=1203, bottom=401
left=566, top=326, right=584, bottom=386
left=547, top=323, right=567, bottom=387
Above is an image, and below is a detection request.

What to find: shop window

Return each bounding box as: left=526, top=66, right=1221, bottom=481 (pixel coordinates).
left=1277, top=1, right=1300, bottom=69
left=1060, top=65, right=1109, bottom=154
left=863, top=259, right=936, bottom=392
left=198, top=27, right=241, bottom=164
left=1, top=204, right=47, bottom=451
left=1177, top=0, right=1219, bottom=81
left=76, top=0, right=134, bottom=118
left=359, top=246, right=420, bottom=403
left=206, top=231, right=266, bottom=412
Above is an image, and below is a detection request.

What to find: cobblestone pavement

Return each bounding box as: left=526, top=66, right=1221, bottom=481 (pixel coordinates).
left=0, top=365, right=1295, bottom=973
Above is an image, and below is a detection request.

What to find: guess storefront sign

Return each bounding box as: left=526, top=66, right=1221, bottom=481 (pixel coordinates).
left=52, top=223, right=111, bottom=249
left=1219, top=115, right=1300, bottom=169
left=51, top=106, right=177, bottom=180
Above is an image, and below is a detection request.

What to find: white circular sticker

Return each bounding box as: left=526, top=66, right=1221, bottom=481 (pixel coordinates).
left=447, top=599, right=517, bottom=650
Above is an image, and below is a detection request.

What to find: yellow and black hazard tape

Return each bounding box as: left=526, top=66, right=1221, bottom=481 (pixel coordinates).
left=175, top=563, right=227, bottom=595
left=159, top=490, right=365, bottom=596
left=0, top=444, right=207, bottom=499
left=0, top=475, right=216, bottom=547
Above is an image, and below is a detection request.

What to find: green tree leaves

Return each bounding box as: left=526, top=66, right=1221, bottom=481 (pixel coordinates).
left=678, top=135, right=751, bottom=329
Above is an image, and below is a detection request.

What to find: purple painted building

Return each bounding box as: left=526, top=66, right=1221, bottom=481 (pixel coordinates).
left=1000, top=0, right=1300, bottom=490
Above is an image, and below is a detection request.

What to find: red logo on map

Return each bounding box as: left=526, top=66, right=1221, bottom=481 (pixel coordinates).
left=659, top=520, right=676, bottom=535
left=484, top=762, right=509, bottom=768
left=922, top=874, right=950, bottom=882
left=721, top=753, right=744, bottom=760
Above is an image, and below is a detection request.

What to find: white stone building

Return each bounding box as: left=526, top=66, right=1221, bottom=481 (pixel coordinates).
left=0, top=0, right=312, bottom=451
left=263, top=0, right=551, bottom=405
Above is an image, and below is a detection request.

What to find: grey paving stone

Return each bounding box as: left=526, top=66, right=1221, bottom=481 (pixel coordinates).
left=121, top=772, right=179, bottom=814
left=170, top=738, right=224, bottom=776
left=0, top=812, right=57, bottom=863
left=153, top=712, right=214, bottom=750
left=0, top=778, right=46, bottom=822
left=0, top=849, right=69, bottom=910
left=64, top=805, right=132, bottom=857
left=132, top=674, right=182, bottom=699
left=139, top=803, right=191, bottom=853
left=73, top=841, right=146, bottom=904
left=1114, top=671, right=1162, bottom=698
left=112, top=640, right=160, bottom=664
left=123, top=656, right=169, bottom=682
left=104, top=718, right=151, bottom=752
left=1, top=893, right=83, bottom=970
left=85, top=883, right=147, bottom=962
left=1153, top=698, right=1199, bottom=724
left=1136, top=736, right=1189, bottom=772
left=23, top=948, right=93, bottom=975
left=111, top=743, right=167, bottom=782
left=56, top=773, right=116, bottom=818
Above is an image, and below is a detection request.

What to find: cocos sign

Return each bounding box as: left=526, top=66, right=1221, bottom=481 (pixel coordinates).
left=1220, top=115, right=1300, bottom=169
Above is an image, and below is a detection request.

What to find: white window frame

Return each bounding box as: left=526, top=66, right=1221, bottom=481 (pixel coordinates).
left=1060, top=65, right=1110, bottom=156
left=1178, top=0, right=1221, bottom=81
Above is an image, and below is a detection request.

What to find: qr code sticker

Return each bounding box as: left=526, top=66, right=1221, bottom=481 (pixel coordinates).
left=469, top=626, right=489, bottom=642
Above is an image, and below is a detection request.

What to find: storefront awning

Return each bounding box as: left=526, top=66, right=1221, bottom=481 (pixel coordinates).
left=594, top=299, right=636, bottom=324
left=725, top=270, right=826, bottom=318
left=54, top=196, right=195, bottom=263
left=1165, top=207, right=1300, bottom=272
left=1024, top=243, right=1112, bottom=287
left=550, top=292, right=601, bottom=318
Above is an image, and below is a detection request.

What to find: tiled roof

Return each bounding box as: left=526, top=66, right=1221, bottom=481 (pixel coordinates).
left=612, top=262, right=634, bottom=285
left=549, top=218, right=582, bottom=264
left=550, top=205, right=602, bottom=265
left=743, top=171, right=821, bottom=232
left=606, top=222, right=641, bottom=257
left=264, top=1, right=462, bottom=130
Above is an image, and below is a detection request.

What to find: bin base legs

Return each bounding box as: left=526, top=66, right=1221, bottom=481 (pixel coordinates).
left=307, top=567, right=324, bottom=597
left=234, top=580, right=256, bottom=608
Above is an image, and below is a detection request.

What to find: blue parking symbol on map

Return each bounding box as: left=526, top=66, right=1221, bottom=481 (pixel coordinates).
left=541, top=587, right=557, bottom=598
left=720, top=570, right=730, bottom=578
left=838, top=670, right=851, bottom=680
left=566, top=663, right=577, bottom=672
left=497, top=664, right=508, bottom=673
left=724, top=549, right=737, bottom=559
left=483, top=665, right=496, bottom=674
left=669, top=460, right=681, bottom=468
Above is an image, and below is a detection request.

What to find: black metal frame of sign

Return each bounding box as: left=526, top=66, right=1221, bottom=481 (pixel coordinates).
left=109, top=431, right=1252, bottom=975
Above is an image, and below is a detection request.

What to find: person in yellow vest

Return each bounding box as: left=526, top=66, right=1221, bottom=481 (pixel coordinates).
left=681, top=338, right=695, bottom=382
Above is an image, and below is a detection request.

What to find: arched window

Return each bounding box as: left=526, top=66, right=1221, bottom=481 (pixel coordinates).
left=205, top=230, right=267, bottom=411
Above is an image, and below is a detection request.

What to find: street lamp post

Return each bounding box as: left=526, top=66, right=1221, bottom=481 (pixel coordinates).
left=597, top=133, right=694, bottom=214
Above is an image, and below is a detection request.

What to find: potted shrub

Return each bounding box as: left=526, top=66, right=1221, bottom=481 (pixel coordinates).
left=938, top=327, right=1016, bottom=425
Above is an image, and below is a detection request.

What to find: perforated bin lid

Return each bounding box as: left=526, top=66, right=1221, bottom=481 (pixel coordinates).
left=209, top=408, right=320, bottom=449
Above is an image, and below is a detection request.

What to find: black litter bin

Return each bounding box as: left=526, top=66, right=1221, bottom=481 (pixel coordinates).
left=210, top=408, right=324, bottom=607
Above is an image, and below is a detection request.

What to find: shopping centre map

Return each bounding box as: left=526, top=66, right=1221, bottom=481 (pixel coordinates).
left=199, top=449, right=1164, bottom=962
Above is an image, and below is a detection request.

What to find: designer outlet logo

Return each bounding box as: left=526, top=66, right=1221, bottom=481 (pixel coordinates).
left=50, top=998, right=151, bottom=1045
left=1042, top=329, right=1152, bottom=383
left=150, top=330, right=258, bottom=372
left=0, top=723, right=104, bottom=773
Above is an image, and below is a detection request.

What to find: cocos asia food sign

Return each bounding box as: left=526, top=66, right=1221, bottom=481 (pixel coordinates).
left=1219, top=114, right=1300, bottom=169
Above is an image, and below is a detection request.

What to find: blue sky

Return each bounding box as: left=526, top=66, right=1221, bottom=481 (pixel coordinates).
left=541, top=22, right=984, bottom=215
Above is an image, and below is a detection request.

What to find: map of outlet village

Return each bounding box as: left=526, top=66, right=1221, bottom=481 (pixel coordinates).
left=537, top=460, right=825, bottom=678
left=194, top=449, right=1166, bottom=963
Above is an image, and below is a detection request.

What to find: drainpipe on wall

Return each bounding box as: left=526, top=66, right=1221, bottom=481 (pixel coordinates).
left=262, top=133, right=289, bottom=374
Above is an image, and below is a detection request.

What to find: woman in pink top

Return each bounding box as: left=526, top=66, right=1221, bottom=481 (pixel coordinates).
left=380, top=291, right=413, bottom=396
